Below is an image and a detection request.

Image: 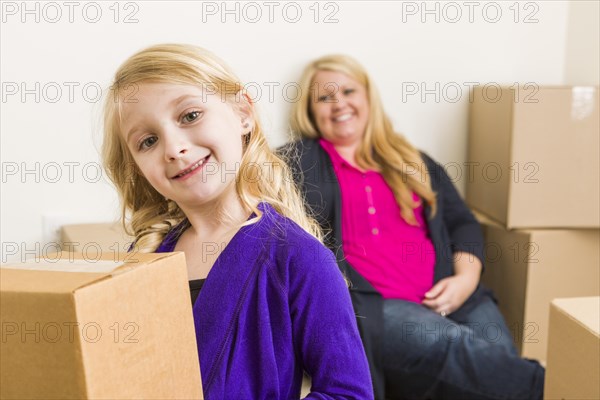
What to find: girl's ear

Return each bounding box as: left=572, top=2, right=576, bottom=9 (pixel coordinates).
left=236, top=91, right=255, bottom=136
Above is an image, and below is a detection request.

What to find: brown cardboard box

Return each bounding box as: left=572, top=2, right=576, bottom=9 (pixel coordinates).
left=1, top=251, right=203, bottom=399
left=467, top=86, right=599, bottom=228
left=544, top=297, right=600, bottom=400
left=478, top=218, right=600, bottom=363
left=61, top=222, right=134, bottom=253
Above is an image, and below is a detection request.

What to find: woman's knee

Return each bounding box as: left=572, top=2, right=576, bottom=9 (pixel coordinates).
left=383, top=301, right=454, bottom=364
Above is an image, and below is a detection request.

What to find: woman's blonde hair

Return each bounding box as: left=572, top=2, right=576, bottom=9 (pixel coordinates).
left=103, top=43, right=321, bottom=252
left=290, top=54, right=437, bottom=224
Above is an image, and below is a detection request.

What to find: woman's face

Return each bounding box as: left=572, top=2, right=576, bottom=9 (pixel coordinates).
left=309, top=70, right=370, bottom=148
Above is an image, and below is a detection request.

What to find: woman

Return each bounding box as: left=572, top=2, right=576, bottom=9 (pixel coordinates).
left=282, top=54, right=545, bottom=400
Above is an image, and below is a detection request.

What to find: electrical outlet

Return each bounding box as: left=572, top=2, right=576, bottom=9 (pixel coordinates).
left=42, top=214, right=93, bottom=244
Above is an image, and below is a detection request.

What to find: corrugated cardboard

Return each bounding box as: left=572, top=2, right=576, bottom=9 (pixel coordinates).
left=467, top=86, right=600, bottom=228
left=478, top=218, right=600, bottom=363
left=61, top=222, right=134, bottom=253
left=544, top=297, right=600, bottom=400
left=1, top=251, right=203, bottom=399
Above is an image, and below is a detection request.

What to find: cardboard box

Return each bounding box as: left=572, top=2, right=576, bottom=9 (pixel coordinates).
left=467, top=86, right=599, bottom=228
left=479, top=218, right=599, bottom=362
left=544, top=297, right=600, bottom=400
left=1, top=251, right=203, bottom=399
left=61, top=222, right=134, bottom=253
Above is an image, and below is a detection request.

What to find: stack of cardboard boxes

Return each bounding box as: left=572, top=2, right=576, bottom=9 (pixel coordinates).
left=467, top=86, right=599, bottom=396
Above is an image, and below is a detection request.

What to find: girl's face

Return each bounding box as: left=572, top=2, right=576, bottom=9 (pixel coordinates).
left=310, top=70, right=370, bottom=148
left=120, top=82, right=252, bottom=210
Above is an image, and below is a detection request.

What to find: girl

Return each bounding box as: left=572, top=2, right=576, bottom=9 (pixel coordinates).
left=102, top=44, right=373, bottom=400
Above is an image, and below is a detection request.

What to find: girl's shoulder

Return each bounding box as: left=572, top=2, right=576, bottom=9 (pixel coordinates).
left=255, top=202, right=325, bottom=251
left=154, top=219, right=190, bottom=253
left=254, top=202, right=341, bottom=285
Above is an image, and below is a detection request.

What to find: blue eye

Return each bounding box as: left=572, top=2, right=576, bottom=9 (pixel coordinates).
left=182, top=111, right=201, bottom=124
left=139, top=135, right=158, bottom=150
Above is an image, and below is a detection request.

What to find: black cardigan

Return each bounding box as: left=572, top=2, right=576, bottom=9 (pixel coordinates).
left=281, top=138, right=487, bottom=399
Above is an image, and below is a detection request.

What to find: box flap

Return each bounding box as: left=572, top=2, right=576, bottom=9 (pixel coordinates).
left=0, top=252, right=178, bottom=294
left=552, top=297, right=600, bottom=336
left=2, top=258, right=125, bottom=273
left=0, top=269, right=110, bottom=294
left=72, top=251, right=203, bottom=398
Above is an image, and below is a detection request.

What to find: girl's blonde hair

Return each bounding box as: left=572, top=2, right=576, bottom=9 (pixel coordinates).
left=290, top=54, right=437, bottom=224
left=103, top=43, right=321, bottom=252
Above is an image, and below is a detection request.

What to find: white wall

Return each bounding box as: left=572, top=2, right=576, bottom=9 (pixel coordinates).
left=564, top=0, right=600, bottom=85
left=0, top=1, right=577, bottom=262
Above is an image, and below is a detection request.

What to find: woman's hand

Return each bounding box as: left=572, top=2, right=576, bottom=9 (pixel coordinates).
left=421, top=274, right=478, bottom=315
left=421, top=251, right=482, bottom=316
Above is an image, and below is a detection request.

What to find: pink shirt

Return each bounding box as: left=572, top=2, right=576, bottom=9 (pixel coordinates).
left=319, top=139, right=436, bottom=302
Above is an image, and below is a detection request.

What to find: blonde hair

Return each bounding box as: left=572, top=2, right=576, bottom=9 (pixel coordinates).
left=290, top=54, right=437, bottom=224
left=103, top=43, right=321, bottom=252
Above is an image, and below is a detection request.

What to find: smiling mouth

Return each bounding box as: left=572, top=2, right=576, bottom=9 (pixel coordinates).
left=172, top=154, right=211, bottom=179
left=333, top=113, right=353, bottom=122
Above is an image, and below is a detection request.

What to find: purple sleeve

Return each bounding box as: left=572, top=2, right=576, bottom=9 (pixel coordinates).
left=286, top=239, right=374, bottom=399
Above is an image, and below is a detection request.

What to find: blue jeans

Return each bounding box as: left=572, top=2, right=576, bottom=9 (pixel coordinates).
left=383, top=289, right=545, bottom=399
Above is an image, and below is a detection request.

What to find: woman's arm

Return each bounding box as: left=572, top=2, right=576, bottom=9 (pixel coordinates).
left=426, top=153, right=485, bottom=264
left=421, top=154, right=484, bottom=313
